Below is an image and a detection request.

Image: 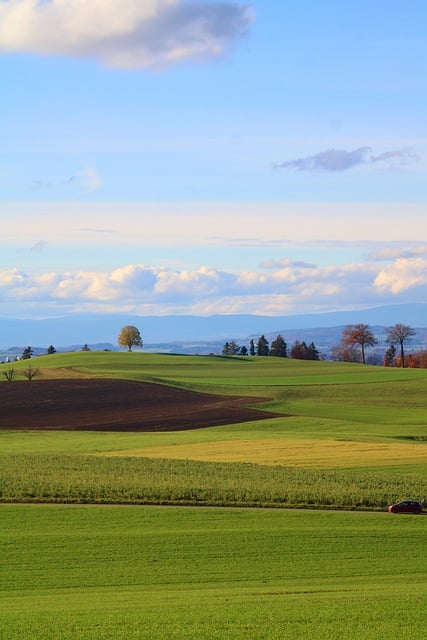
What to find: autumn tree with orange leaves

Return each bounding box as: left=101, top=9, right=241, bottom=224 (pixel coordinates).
left=342, top=323, right=377, bottom=364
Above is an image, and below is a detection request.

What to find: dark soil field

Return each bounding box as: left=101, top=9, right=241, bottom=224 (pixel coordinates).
left=0, top=380, right=277, bottom=431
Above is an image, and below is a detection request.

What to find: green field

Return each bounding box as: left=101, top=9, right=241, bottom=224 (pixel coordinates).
left=1, top=352, right=426, bottom=638
left=1, top=352, right=426, bottom=509
left=1, top=504, right=426, bottom=640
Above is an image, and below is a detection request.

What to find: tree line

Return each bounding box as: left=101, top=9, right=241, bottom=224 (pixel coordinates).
left=223, top=323, right=422, bottom=367
left=222, top=334, right=320, bottom=360
left=332, top=323, right=417, bottom=366
left=2, top=323, right=424, bottom=369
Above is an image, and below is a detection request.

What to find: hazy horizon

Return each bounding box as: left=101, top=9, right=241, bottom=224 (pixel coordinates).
left=1, top=303, right=426, bottom=351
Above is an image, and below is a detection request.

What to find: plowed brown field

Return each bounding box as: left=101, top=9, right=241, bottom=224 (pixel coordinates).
left=0, top=379, right=278, bottom=431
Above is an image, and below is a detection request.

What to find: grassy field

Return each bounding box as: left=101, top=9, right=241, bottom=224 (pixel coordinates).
left=1, top=352, right=426, bottom=508
left=1, top=353, right=426, bottom=638
left=1, top=504, right=426, bottom=640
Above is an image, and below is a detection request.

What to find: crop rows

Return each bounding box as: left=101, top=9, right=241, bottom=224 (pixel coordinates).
left=1, top=453, right=424, bottom=510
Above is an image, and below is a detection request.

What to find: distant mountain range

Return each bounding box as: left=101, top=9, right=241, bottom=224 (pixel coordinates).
left=1, top=303, right=426, bottom=358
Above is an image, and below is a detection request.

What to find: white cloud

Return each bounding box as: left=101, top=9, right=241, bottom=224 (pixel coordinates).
left=0, top=267, right=26, bottom=287
left=1, top=258, right=417, bottom=317
left=111, top=264, right=158, bottom=289
left=0, top=0, right=252, bottom=69
left=274, top=147, right=419, bottom=172
left=374, top=258, right=427, bottom=294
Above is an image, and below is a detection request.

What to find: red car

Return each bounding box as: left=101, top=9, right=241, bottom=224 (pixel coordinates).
left=388, top=500, right=423, bottom=514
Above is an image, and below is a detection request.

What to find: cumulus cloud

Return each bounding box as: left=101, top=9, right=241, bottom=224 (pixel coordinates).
left=2, top=254, right=426, bottom=318
left=0, top=267, right=26, bottom=287
left=0, top=0, right=253, bottom=69
left=0, top=260, right=391, bottom=316
left=274, top=147, right=419, bottom=172
left=374, top=258, right=427, bottom=294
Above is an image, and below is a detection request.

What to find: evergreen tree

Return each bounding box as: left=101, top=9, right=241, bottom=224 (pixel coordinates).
left=21, top=346, right=33, bottom=360
left=307, top=341, right=320, bottom=361
left=290, top=340, right=320, bottom=360
left=290, top=340, right=305, bottom=359
left=249, top=339, right=255, bottom=356
left=270, top=334, right=287, bottom=358
left=383, top=344, right=397, bottom=367
left=222, top=340, right=240, bottom=355
left=47, top=345, right=56, bottom=355
left=256, top=335, right=270, bottom=356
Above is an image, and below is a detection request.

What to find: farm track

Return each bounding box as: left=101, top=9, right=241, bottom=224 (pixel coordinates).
left=0, top=379, right=282, bottom=431
left=2, top=503, right=423, bottom=514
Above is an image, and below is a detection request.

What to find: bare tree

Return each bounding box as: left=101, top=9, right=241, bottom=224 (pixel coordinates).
left=3, top=368, right=15, bottom=381
left=342, top=324, right=378, bottom=364
left=23, top=365, right=40, bottom=381
left=386, top=324, right=416, bottom=368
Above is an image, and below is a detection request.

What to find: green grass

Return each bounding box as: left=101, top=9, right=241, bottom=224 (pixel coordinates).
left=1, top=351, right=426, bottom=509
left=5, top=350, right=427, bottom=390
left=1, top=353, right=426, bottom=639
left=1, top=505, right=426, bottom=640
left=2, top=454, right=425, bottom=509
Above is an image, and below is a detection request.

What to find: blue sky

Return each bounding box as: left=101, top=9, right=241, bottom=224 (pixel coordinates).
left=1, top=0, right=426, bottom=319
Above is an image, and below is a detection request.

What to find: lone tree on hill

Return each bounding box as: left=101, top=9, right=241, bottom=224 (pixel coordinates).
left=47, top=345, right=56, bottom=355
left=386, top=324, right=416, bottom=368
left=342, top=323, right=377, bottom=365
left=118, top=325, right=143, bottom=352
left=21, top=346, right=33, bottom=360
